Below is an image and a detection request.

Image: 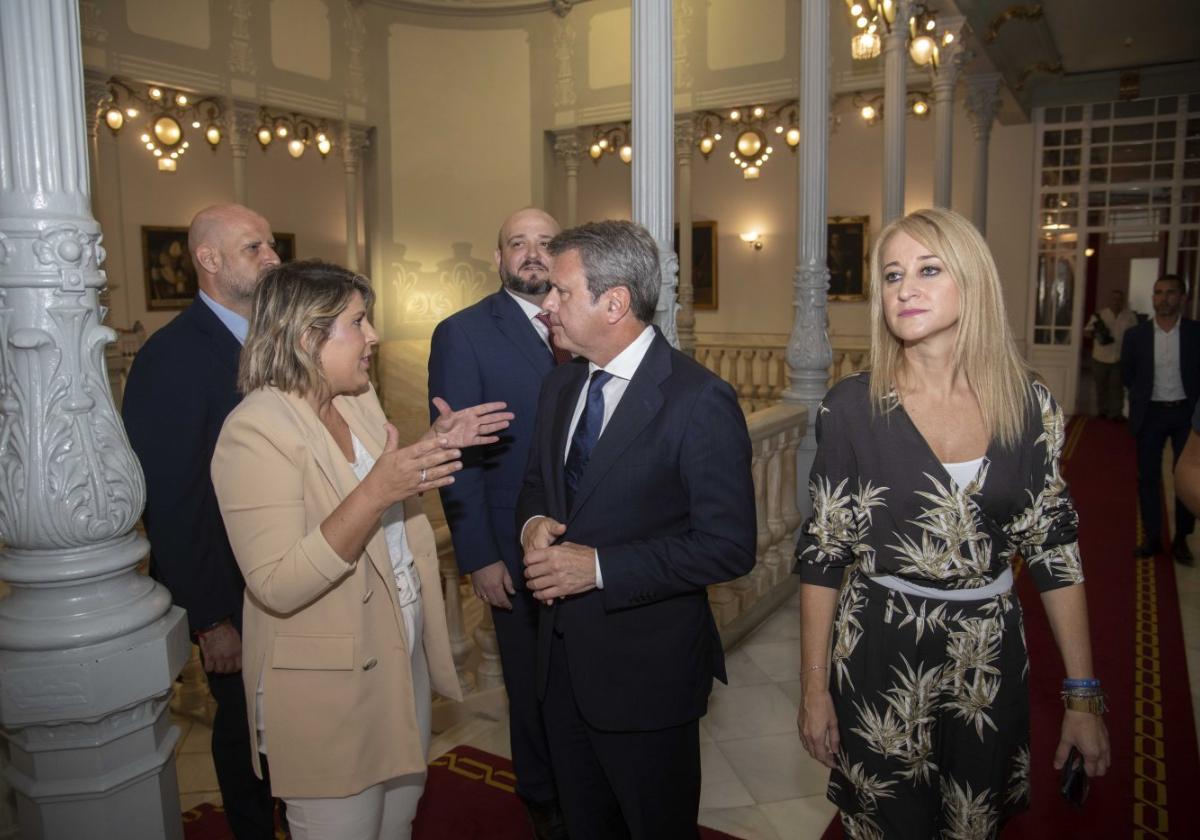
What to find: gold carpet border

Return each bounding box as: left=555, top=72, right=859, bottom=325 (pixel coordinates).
left=430, top=750, right=518, bottom=794
left=1134, top=506, right=1169, bottom=838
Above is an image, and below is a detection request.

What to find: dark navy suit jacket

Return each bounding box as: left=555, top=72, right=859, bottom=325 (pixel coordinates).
left=122, top=299, right=246, bottom=634
left=1120, top=317, right=1200, bottom=436
left=516, top=330, right=757, bottom=732
left=429, top=289, right=555, bottom=578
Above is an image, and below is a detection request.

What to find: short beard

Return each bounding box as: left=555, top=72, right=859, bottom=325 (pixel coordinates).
left=500, top=263, right=551, bottom=296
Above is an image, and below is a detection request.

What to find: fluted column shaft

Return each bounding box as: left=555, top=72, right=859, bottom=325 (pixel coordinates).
left=675, top=116, right=695, bottom=354
left=783, top=0, right=833, bottom=516
left=0, top=1, right=190, bottom=837
left=930, top=18, right=966, bottom=208
left=342, top=124, right=368, bottom=273
left=553, top=130, right=581, bottom=227
left=882, top=1, right=913, bottom=224
left=966, top=74, right=1002, bottom=235
left=631, top=0, right=677, bottom=346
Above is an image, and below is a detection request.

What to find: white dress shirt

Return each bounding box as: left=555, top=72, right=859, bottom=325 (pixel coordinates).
left=198, top=289, right=249, bottom=344
left=505, top=288, right=554, bottom=355
left=1152, top=317, right=1187, bottom=401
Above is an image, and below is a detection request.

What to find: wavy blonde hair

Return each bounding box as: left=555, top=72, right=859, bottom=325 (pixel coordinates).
left=238, top=259, right=374, bottom=397
left=867, top=207, right=1032, bottom=449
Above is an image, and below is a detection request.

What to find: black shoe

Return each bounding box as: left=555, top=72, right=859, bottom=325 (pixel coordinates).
left=1174, top=537, right=1194, bottom=566
left=523, top=797, right=569, bottom=840
left=1135, top=541, right=1162, bottom=558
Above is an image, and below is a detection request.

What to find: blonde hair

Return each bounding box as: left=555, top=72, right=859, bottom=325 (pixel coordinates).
left=867, top=207, right=1032, bottom=449
left=238, top=259, right=375, bottom=397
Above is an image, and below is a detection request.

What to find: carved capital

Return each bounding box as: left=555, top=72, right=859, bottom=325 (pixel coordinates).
left=83, top=77, right=111, bottom=140
left=674, top=116, right=695, bottom=160
left=226, top=102, right=259, bottom=153
left=341, top=123, right=370, bottom=172
left=965, top=73, right=1003, bottom=140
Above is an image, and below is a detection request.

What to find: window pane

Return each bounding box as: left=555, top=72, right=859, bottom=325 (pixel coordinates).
left=1188, top=118, right=1200, bottom=138
left=1187, top=139, right=1200, bottom=159
left=1090, top=146, right=1109, bottom=165
left=1155, top=163, right=1174, bottom=180
left=1181, top=206, right=1199, bottom=223
left=1112, top=143, right=1152, bottom=164
left=1087, top=210, right=1105, bottom=226
left=1189, top=94, right=1200, bottom=112
left=1044, top=129, right=1062, bottom=146
left=1063, top=169, right=1081, bottom=185
left=1088, top=190, right=1107, bottom=207
left=1186, top=161, right=1200, bottom=178
left=1063, top=148, right=1082, bottom=167
left=1110, top=188, right=1148, bottom=206
left=1158, top=121, right=1177, bottom=139
left=1114, top=123, right=1154, bottom=142
left=1089, top=167, right=1108, bottom=184
left=1158, top=97, right=1178, bottom=115
left=1110, top=164, right=1152, bottom=182
left=1156, top=141, right=1175, bottom=160
left=1065, top=105, right=1084, bottom=123
left=1115, top=99, right=1156, bottom=119
left=1182, top=185, right=1200, bottom=204
left=1183, top=230, right=1199, bottom=248
left=1064, top=129, right=1082, bottom=146
left=1043, top=149, right=1062, bottom=167
left=1054, top=329, right=1072, bottom=345
left=1042, top=170, right=1062, bottom=186
left=1093, top=103, right=1111, bottom=120
left=1092, top=126, right=1110, bottom=143
left=1035, top=328, right=1052, bottom=344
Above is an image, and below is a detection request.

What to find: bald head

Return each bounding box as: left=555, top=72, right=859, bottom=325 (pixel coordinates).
left=188, top=204, right=280, bottom=317
left=495, top=207, right=560, bottom=302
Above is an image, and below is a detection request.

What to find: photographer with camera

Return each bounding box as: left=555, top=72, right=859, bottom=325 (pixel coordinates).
left=1086, top=288, right=1137, bottom=420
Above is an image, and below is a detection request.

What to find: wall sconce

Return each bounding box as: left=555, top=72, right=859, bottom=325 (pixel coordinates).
left=586, top=123, right=632, bottom=165
left=852, top=91, right=932, bottom=124
left=694, top=101, right=798, bottom=181
left=255, top=109, right=334, bottom=160
left=740, top=231, right=763, bottom=250
left=101, top=76, right=223, bottom=172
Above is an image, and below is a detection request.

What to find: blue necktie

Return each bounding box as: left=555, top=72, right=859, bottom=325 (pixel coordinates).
left=564, top=369, right=613, bottom=512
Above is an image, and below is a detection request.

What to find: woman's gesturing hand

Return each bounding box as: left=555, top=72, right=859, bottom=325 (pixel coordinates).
left=367, top=423, right=462, bottom=505
left=429, top=397, right=514, bottom=448
left=798, top=689, right=841, bottom=770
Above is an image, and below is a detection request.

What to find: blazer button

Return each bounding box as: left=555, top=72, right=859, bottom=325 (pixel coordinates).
left=362, top=589, right=374, bottom=603
left=362, top=657, right=378, bottom=671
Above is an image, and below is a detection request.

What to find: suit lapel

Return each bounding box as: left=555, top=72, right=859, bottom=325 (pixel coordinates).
left=567, top=335, right=670, bottom=518
left=189, top=299, right=242, bottom=375
left=491, top=291, right=555, bottom=376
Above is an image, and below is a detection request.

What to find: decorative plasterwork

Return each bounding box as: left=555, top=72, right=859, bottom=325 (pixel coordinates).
left=344, top=0, right=368, bottom=104
left=552, top=15, right=576, bottom=109
left=672, top=0, right=693, bottom=91
left=984, top=4, right=1043, bottom=44
left=229, top=0, right=258, bottom=77
left=370, top=0, right=589, bottom=15
left=80, top=1, right=107, bottom=44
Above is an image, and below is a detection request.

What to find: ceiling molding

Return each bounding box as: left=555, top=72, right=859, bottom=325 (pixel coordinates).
left=368, top=0, right=593, bottom=16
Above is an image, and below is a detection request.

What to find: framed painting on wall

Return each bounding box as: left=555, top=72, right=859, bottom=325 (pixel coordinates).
left=142, top=226, right=197, bottom=311
left=673, top=220, right=718, bottom=310
left=273, top=232, right=296, bottom=263
left=827, top=216, right=869, bottom=301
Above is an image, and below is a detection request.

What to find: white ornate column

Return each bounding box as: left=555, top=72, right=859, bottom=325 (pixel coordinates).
left=553, top=129, right=582, bottom=228
left=782, top=0, right=833, bottom=517
left=882, top=0, right=913, bottom=224
left=675, top=116, right=696, bottom=354
left=631, top=0, right=677, bottom=347
left=0, top=1, right=191, bottom=838
left=228, top=102, right=257, bottom=206
left=930, top=18, right=966, bottom=208
left=342, top=124, right=369, bottom=273
left=965, top=73, right=1002, bottom=235
left=83, top=77, right=110, bottom=214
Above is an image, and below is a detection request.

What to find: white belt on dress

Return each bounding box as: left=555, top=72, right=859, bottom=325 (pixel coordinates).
left=869, top=565, right=1014, bottom=602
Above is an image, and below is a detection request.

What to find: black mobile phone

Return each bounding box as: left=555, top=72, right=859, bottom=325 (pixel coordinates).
left=1060, top=746, right=1089, bottom=808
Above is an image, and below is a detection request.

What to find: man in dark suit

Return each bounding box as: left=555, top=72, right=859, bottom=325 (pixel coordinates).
left=518, top=220, right=756, bottom=839
left=123, top=204, right=280, bottom=838
left=427, top=207, right=568, bottom=838
left=1121, top=273, right=1200, bottom=565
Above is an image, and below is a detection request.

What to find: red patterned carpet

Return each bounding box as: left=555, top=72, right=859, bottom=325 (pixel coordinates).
left=823, top=416, right=1200, bottom=837
left=182, top=745, right=744, bottom=839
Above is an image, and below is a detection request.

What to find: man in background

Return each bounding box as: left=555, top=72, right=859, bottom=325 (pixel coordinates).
left=123, top=204, right=280, bottom=838
left=428, top=207, right=567, bottom=839
left=1122, top=273, right=1200, bottom=565
left=1086, top=287, right=1137, bottom=419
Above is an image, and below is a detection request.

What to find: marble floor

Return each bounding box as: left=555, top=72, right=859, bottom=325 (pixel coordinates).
left=173, top=449, right=1200, bottom=839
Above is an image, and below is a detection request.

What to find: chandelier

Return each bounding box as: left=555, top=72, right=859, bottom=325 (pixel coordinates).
left=254, top=109, right=334, bottom=159
left=844, top=1, right=953, bottom=68
left=587, top=123, right=632, bottom=165
left=101, top=77, right=224, bottom=172
left=695, top=102, right=799, bottom=180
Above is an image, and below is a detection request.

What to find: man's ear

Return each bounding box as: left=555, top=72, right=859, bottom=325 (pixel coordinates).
left=605, top=286, right=632, bottom=323
left=193, top=244, right=220, bottom=275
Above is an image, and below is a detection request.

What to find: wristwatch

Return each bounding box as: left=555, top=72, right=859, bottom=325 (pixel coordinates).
left=1063, top=693, right=1107, bottom=715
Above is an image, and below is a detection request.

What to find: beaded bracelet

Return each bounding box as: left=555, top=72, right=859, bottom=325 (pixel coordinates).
left=1063, top=677, right=1101, bottom=689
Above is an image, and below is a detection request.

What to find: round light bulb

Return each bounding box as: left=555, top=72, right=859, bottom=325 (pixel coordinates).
left=125, top=107, right=138, bottom=118
left=139, top=133, right=151, bottom=143
left=861, top=104, right=876, bottom=121
left=619, top=144, right=632, bottom=164
left=744, top=166, right=760, bottom=180
left=192, top=120, right=201, bottom=129
left=598, top=138, right=608, bottom=149
left=729, top=110, right=740, bottom=121
left=926, top=19, right=936, bottom=30
left=182, top=141, right=189, bottom=149
left=148, top=87, right=162, bottom=100
left=713, top=133, right=722, bottom=141
left=317, top=136, right=332, bottom=156
left=287, top=138, right=305, bottom=158
left=943, top=32, right=954, bottom=45
left=775, top=125, right=784, bottom=134
left=786, top=128, right=800, bottom=146
left=105, top=108, right=124, bottom=131
left=699, top=136, right=714, bottom=154
left=856, top=15, right=868, bottom=27
left=153, top=148, right=163, bottom=157
left=752, top=106, right=765, bottom=118
left=206, top=125, right=222, bottom=146
left=589, top=144, right=602, bottom=159
left=276, top=125, right=289, bottom=138
left=258, top=127, right=272, bottom=146
left=850, top=3, right=862, bottom=14
left=176, top=93, right=188, bottom=106
left=145, top=142, right=155, bottom=150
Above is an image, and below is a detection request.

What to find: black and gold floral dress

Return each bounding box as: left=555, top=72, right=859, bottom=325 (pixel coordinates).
left=795, top=372, right=1083, bottom=840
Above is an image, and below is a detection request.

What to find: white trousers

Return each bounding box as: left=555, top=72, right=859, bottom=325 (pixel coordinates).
left=283, top=640, right=432, bottom=840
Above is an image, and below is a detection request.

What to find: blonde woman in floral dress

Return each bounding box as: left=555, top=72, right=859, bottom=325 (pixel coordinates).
left=795, top=208, right=1110, bottom=839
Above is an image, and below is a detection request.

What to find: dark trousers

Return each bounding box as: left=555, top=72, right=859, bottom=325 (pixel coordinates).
left=493, top=585, right=558, bottom=803
left=1136, top=401, right=1195, bottom=547
left=205, top=670, right=276, bottom=839
left=1092, top=360, right=1124, bottom=418
left=541, top=633, right=701, bottom=840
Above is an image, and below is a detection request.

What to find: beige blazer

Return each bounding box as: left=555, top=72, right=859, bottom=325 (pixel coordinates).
left=211, top=385, right=462, bottom=799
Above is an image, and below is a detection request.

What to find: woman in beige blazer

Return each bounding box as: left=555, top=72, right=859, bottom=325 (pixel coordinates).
left=212, top=260, right=512, bottom=839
